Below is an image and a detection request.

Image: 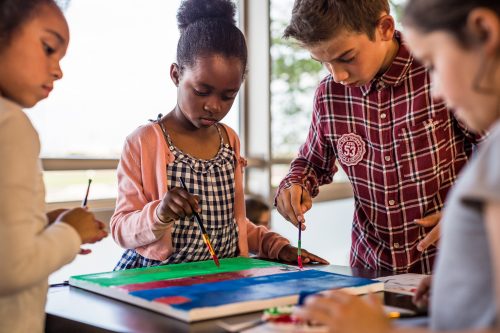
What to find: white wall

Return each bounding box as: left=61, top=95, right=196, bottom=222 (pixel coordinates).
left=271, top=199, right=354, bottom=266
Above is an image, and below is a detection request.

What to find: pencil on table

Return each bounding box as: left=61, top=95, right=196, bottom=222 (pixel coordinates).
left=179, top=177, right=220, bottom=268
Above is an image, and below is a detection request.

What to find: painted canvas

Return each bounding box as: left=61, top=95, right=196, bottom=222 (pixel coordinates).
left=69, top=257, right=383, bottom=322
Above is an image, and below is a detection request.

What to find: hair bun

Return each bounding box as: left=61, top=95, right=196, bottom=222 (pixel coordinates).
left=177, top=0, right=236, bottom=31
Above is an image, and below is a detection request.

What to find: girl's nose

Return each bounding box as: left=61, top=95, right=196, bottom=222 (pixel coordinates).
left=204, top=99, right=222, bottom=114
left=52, top=62, right=63, bottom=80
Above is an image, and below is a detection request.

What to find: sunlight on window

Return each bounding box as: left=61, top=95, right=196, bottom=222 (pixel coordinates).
left=43, top=170, right=117, bottom=202
left=26, top=0, right=239, bottom=159
left=270, top=0, right=326, bottom=160
left=25, top=0, right=239, bottom=203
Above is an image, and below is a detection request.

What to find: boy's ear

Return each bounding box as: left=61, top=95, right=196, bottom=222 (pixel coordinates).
left=170, top=63, right=181, bottom=87
left=467, top=8, right=500, bottom=57
left=376, top=14, right=396, bottom=42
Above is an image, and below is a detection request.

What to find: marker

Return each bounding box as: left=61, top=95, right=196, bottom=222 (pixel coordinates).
left=179, top=177, right=220, bottom=268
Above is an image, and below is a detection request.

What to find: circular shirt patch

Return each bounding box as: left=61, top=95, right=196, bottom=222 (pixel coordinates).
left=337, top=133, right=366, bottom=166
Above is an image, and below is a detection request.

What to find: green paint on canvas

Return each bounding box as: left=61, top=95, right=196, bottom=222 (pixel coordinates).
left=70, top=257, right=287, bottom=287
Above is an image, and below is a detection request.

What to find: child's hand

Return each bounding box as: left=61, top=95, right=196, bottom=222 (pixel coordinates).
left=277, top=244, right=329, bottom=265
left=294, top=291, right=390, bottom=333
left=57, top=208, right=107, bottom=248
left=157, top=187, right=200, bottom=223
left=413, top=275, right=432, bottom=309
left=275, top=184, right=312, bottom=230
left=415, top=212, right=441, bottom=251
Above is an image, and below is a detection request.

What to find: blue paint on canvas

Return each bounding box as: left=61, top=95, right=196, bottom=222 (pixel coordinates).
left=130, top=270, right=376, bottom=311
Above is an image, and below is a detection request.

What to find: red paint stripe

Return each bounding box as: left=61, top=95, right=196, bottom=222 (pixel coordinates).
left=115, top=266, right=295, bottom=292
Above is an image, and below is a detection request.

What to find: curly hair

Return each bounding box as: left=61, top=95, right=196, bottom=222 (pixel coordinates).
left=176, top=0, right=247, bottom=75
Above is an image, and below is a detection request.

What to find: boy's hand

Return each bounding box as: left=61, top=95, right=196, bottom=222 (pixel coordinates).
left=157, top=187, right=200, bottom=223
left=277, top=244, right=329, bottom=265
left=46, top=208, right=68, bottom=225
left=276, top=184, right=312, bottom=230
left=413, top=275, right=432, bottom=309
left=294, top=291, right=390, bottom=333
left=415, top=212, right=441, bottom=251
left=57, top=208, right=107, bottom=253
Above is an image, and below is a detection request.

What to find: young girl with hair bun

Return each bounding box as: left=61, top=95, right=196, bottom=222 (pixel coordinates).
left=111, top=0, right=328, bottom=269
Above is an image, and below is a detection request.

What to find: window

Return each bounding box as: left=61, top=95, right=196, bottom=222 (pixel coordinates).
left=268, top=0, right=350, bottom=200
left=27, top=0, right=239, bottom=203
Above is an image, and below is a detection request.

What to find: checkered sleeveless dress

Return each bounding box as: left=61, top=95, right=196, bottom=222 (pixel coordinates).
left=114, top=122, right=239, bottom=270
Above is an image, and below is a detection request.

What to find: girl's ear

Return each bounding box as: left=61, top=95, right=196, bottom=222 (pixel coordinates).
left=467, top=8, right=500, bottom=57
left=170, top=63, right=181, bottom=87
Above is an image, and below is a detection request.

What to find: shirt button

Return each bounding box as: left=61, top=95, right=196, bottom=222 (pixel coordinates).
left=384, top=156, right=391, bottom=162
left=394, top=242, right=400, bottom=249
left=389, top=200, right=395, bottom=205
left=380, top=113, right=387, bottom=119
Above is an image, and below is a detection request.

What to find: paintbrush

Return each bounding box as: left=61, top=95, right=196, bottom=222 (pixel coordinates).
left=79, top=178, right=93, bottom=255
left=82, top=178, right=92, bottom=207
left=297, top=220, right=303, bottom=269
left=179, top=177, right=220, bottom=268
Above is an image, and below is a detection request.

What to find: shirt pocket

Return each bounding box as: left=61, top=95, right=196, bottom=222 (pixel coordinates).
left=397, top=115, right=452, bottom=182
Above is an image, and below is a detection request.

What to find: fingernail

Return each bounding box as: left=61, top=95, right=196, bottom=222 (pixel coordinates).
left=298, top=215, right=304, bottom=223
left=417, top=244, right=423, bottom=251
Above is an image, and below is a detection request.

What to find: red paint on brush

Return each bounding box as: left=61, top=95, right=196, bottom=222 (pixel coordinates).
left=297, top=256, right=303, bottom=269
left=214, top=256, right=220, bottom=267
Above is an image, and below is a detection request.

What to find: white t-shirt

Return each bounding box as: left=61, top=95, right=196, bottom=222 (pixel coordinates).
left=431, top=121, right=500, bottom=330
left=0, top=96, right=81, bottom=333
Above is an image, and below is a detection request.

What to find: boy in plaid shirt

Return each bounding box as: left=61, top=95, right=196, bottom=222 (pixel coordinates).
left=275, top=0, right=481, bottom=273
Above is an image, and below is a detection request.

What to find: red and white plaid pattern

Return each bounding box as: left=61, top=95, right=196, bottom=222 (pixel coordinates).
left=277, top=32, right=481, bottom=273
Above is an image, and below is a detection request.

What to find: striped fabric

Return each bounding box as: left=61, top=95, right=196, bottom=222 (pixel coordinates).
left=115, top=124, right=239, bottom=270
left=276, top=32, right=480, bottom=274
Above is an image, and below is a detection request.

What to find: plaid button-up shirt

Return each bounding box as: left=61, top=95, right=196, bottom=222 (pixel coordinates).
left=277, top=32, right=480, bottom=274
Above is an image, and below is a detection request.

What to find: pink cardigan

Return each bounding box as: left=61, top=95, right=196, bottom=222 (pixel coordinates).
left=110, top=122, right=289, bottom=261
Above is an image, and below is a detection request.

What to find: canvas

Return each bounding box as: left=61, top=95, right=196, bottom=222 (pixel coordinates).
left=69, top=257, right=384, bottom=322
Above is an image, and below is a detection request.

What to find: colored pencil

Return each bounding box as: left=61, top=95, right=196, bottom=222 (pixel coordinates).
left=179, top=177, right=220, bottom=268
left=82, top=178, right=92, bottom=207
left=297, top=221, right=303, bottom=269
